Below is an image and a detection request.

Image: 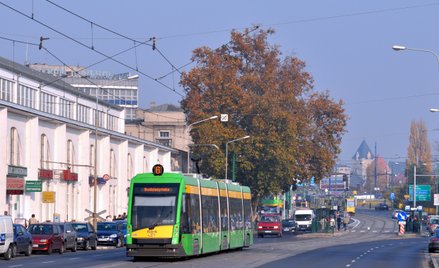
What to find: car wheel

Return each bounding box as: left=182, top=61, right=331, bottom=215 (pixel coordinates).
left=25, top=243, right=32, bottom=256
left=91, top=239, right=97, bottom=250
left=72, top=242, right=77, bottom=252
left=59, top=243, right=65, bottom=254
left=4, top=245, right=13, bottom=260
left=47, top=244, right=53, bottom=255
left=84, top=240, right=90, bottom=251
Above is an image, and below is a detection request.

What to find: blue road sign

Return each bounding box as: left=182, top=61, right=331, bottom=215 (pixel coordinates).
left=397, top=211, right=407, bottom=221
left=390, top=192, right=395, bottom=200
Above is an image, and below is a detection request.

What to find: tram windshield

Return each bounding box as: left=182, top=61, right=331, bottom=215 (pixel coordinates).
left=131, top=183, right=179, bottom=231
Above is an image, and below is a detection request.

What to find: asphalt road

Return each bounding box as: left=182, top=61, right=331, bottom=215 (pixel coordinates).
left=2, top=208, right=431, bottom=268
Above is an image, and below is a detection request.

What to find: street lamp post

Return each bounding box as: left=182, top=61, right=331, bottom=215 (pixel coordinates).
left=225, top=135, right=250, bottom=181
left=92, top=74, right=138, bottom=228
left=185, top=116, right=218, bottom=173
left=187, top=144, right=220, bottom=173
left=392, top=45, right=439, bottom=73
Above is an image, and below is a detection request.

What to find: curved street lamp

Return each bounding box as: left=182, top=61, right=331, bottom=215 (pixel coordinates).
left=186, top=115, right=218, bottom=173
left=225, top=135, right=250, bottom=182
left=392, top=45, right=439, bottom=73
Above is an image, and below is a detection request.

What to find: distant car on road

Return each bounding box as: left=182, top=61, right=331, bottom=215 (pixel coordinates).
left=257, top=214, right=282, bottom=238
left=96, top=221, right=125, bottom=247
left=281, top=219, right=296, bottom=233
left=28, top=223, right=64, bottom=254
left=71, top=222, right=97, bottom=251
left=375, top=203, right=389, bottom=211
left=12, top=223, right=32, bottom=257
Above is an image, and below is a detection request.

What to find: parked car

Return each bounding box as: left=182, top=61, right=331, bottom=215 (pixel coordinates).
left=429, top=229, right=439, bottom=252
left=0, top=216, right=14, bottom=260
left=71, top=222, right=97, bottom=250
left=28, top=223, right=64, bottom=254
left=375, top=203, right=389, bottom=210
left=55, top=222, right=77, bottom=252
left=96, top=221, right=125, bottom=247
left=281, top=219, right=297, bottom=233
left=12, top=224, right=32, bottom=257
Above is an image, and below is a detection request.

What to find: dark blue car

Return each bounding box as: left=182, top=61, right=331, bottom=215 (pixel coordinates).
left=12, top=224, right=32, bottom=257
left=96, top=222, right=124, bottom=247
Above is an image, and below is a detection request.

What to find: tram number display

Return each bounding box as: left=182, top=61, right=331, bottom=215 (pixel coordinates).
left=152, top=164, right=164, bottom=176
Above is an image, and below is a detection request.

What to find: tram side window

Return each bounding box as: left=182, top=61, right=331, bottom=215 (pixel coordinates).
left=229, top=197, right=243, bottom=231
left=243, top=199, right=252, bottom=230
left=181, top=194, right=189, bottom=233
left=202, top=195, right=219, bottom=233
left=188, top=194, right=201, bottom=234
left=220, top=196, right=228, bottom=231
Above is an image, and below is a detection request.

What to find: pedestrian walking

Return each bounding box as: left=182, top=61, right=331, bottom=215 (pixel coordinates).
left=336, top=213, right=342, bottom=231
left=29, top=214, right=38, bottom=224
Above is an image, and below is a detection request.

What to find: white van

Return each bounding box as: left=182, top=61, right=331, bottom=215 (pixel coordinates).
left=0, top=216, right=14, bottom=260
left=294, top=209, right=315, bottom=232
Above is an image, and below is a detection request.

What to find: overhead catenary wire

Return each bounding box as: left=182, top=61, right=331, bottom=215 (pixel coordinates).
left=0, top=1, right=185, bottom=98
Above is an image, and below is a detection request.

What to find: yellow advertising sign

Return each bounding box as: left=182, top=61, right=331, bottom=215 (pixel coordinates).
left=42, top=191, right=55, bottom=203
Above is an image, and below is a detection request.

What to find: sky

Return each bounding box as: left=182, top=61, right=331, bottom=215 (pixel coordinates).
left=1, top=0, right=439, bottom=165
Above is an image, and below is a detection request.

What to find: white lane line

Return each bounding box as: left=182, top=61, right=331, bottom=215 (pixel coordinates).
left=351, top=260, right=356, bottom=263
left=360, top=230, right=366, bottom=233
left=372, top=230, right=378, bottom=233
left=351, top=218, right=361, bottom=229
left=8, top=265, right=23, bottom=268
left=42, top=261, right=55, bottom=264
left=69, top=257, right=80, bottom=260
left=346, top=265, right=351, bottom=267
left=100, top=265, right=120, bottom=268
left=356, top=257, right=360, bottom=260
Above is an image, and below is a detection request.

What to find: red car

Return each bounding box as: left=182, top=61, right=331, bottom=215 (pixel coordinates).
left=28, top=223, right=65, bottom=254
left=257, top=214, right=282, bottom=238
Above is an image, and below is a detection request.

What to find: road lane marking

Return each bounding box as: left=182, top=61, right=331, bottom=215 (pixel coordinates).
left=69, top=257, right=80, bottom=260
left=42, top=261, right=55, bottom=264
left=346, top=265, right=351, bottom=267
left=8, top=265, right=23, bottom=268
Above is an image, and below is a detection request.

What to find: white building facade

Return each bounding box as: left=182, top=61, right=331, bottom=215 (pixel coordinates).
left=0, top=56, right=175, bottom=222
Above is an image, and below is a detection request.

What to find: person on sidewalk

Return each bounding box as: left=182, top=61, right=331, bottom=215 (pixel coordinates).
left=343, top=213, right=350, bottom=231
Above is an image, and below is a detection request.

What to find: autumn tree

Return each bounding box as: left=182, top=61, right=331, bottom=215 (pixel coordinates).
left=180, top=28, right=347, bottom=205
left=406, top=119, right=432, bottom=183
left=365, top=156, right=390, bottom=193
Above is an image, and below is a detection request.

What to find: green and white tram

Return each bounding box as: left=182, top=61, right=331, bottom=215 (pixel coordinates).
left=126, top=164, right=253, bottom=258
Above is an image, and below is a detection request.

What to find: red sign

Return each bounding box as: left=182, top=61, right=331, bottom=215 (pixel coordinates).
left=62, top=170, right=78, bottom=181
left=7, top=177, right=24, bottom=190
left=38, top=169, right=53, bottom=180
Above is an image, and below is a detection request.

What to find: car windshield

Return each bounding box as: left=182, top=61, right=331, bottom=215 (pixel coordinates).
left=72, top=223, right=87, bottom=232
left=97, top=223, right=117, bottom=231
left=29, top=224, right=52, bottom=235
left=282, top=220, right=295, bottom=227
left=295, top=215, right=311, bottom=221
left=260, top=216, right=278, bottom=222
left=431, top=219, right=439, bottom=224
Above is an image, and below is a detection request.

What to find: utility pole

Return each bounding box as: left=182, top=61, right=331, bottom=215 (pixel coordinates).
left=374, top=142, right=377, bottom=196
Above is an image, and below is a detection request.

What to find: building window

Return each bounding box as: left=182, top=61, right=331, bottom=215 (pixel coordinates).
left=159, top=130, right=170, bottom=138
left=40, top=134, right=51, bottom=169
left=156, top=139, right=172, bottom=147
left=40, top=92, right=56, bottom=114
left=60, top=98, right=74, bottom=119
left=77, top=104, right=90, bottom=124
left=17, top=84, right=37, bottom=109
left=10, top=127, right=21, bottom=165
left=0, top=78, right=13, bottom=102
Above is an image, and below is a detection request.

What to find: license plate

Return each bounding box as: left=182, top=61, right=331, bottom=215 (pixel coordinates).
left=98, top=238, right=107, bottom=241
left=32, top=244, right=38, bottom=248
left=265, top=231, right=272, bottom=233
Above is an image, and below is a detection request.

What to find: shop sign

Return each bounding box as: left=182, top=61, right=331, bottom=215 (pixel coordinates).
left=42, top=191, right=55, bottom=203
left=62, top=170, right=78, bottom=181
left=7, top=165, right=27, bottom=177
left=89, top=176, right=106, bottom=186
left=25, top=181, right=42, bottom=192
left=38, top=169, right=53, bottom=180
left=6, top=177, right=24, bottom=195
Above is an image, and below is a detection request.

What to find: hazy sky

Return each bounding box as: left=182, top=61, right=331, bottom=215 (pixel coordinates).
left=1, top=0, right=439, bottom=164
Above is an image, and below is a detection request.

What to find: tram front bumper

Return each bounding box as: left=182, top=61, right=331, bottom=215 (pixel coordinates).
left=126, top=243, right=186, bottom=257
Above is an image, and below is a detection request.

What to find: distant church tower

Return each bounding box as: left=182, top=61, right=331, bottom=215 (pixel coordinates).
left=351, top=140, right=374, bottom=189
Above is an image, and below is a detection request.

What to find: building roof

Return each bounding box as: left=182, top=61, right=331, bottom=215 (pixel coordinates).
left=147, top=104, right=182, bottom=112
left=352, top=140, right=374, bottom=160
left=0, top=56, right=123, bottom=111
